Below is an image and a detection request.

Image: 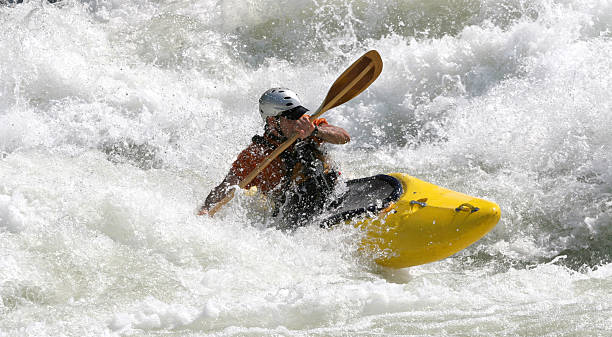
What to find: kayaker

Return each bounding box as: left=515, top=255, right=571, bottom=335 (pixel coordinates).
left=198, top=88, right=350, bottom=227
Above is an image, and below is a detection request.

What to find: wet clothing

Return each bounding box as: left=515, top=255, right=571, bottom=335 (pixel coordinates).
left=229, top=117, right=339, bottom=227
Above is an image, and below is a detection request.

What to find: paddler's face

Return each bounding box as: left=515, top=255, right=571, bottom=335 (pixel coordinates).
left=279, top=116, right=298, bottom=136
left=267, top=116, right=302, bottom=137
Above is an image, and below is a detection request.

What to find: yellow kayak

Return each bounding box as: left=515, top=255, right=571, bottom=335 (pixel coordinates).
left=323, top=173, right=501, bottom=268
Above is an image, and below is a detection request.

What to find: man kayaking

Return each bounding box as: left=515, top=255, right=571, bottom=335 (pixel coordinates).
left=198, top=88, right=350, bottom=227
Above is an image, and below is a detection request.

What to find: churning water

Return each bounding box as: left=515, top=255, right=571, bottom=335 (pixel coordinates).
left=1, top=0, right=611, bottom=336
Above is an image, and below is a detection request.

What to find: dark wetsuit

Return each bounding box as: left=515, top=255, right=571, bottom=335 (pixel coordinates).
left=270, top=136, right=338, bottom=228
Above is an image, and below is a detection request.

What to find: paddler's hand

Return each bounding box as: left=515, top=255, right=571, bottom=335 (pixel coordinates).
left=293, top=115, right=315, bottom=139
left=197, top=207, right=209, bottom=216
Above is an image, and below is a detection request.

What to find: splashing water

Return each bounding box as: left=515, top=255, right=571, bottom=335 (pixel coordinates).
left=1, top=0, right=611, bottom=336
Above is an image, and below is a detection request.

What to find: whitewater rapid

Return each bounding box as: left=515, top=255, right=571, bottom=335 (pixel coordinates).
left=1, top=0, right=611, bottom=336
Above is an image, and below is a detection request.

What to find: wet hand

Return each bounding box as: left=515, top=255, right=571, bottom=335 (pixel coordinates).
left=293, top=115, right=315, bottom=139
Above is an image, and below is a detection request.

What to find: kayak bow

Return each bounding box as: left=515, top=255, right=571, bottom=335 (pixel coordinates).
left=325, top=173, right=501, bottom=268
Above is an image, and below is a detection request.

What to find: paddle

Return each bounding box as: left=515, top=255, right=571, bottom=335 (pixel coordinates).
left=205, top=50, right=383, bottom=216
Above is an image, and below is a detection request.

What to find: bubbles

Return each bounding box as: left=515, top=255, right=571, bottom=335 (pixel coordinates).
left=1, top=0, right=611, bottom=336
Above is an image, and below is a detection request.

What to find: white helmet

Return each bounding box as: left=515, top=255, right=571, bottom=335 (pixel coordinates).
left=259, top=88, right=308, bottom=122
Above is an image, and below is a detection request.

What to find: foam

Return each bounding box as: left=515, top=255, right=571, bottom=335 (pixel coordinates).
left=0, top=0, right=610, bottom=336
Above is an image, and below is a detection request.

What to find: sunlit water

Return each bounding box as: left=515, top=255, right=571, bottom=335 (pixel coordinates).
left=1, top=0, right=610, bottom=336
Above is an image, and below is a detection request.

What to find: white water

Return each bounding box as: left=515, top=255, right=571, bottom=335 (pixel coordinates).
left=1, top=0, right=611, bottom=336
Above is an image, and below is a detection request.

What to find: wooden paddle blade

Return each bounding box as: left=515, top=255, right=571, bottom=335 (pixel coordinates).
left=319, top=50, right=383, bottom=114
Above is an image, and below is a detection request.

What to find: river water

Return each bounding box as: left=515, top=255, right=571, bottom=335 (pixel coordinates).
left=1, top=0, right=611, bottom=336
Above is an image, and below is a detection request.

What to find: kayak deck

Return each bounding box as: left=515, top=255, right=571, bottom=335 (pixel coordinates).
left=323, top=173, right=501, bottom=268
left=321, top=174, right=403, bottom=226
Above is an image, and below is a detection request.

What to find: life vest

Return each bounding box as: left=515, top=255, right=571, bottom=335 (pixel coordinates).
left=250, top=130, right=338, bottom=194
left=251, top=132, right=338, bottom=224
left=229, top=117, right=339, bottom=223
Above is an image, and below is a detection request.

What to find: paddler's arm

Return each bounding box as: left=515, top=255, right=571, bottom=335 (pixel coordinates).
left=313, top=124, right=351, bottom=144
left=293, top=115, right=350, bottom=144
left=198, top=172, right=240, bottom=216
